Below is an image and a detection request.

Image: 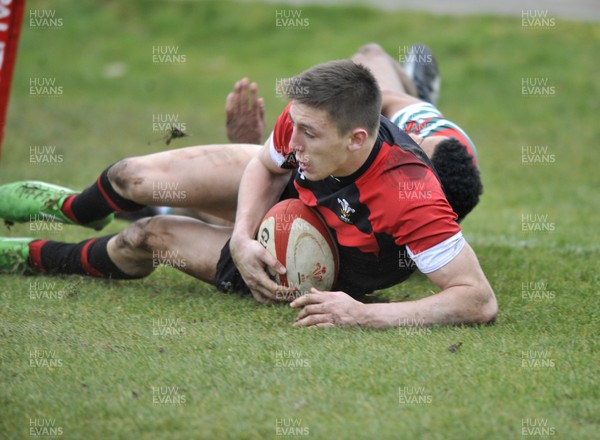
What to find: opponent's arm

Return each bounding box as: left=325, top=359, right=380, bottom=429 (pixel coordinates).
left=225, top=77, right=265, bottom=144
left=229, top=141, right=292, bottom=303
left=291, top=242, right=497, bottom=328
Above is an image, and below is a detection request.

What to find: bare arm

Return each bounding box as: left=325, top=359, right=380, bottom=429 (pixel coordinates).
left=359, top=242, right=497, bottom=327
left=229, top=141, right=292, bottom=303
left=291, top=242, right=497, bottom=328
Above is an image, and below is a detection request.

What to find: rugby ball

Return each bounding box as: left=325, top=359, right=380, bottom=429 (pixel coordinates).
left=257, top=199, right=338, bottom=300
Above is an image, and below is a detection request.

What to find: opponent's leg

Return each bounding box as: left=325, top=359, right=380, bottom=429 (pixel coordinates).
left=402, top=44, right=441, bottom=105
left=351, top=43, right=422, bottom=118
left=352, top=43, right=414, bottom=94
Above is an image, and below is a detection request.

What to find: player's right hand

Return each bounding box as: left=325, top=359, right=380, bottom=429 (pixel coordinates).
left=229, top=237, right=291, bottom=305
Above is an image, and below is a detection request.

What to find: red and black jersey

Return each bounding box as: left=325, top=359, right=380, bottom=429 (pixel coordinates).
left=268, top=103, right=461, bottom=296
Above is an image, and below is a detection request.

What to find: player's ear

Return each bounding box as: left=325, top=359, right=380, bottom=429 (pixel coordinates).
left=347, top=128, right=368, bottom=151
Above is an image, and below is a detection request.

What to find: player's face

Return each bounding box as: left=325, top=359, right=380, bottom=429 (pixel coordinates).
left=288, top=102, right=351, bottom=181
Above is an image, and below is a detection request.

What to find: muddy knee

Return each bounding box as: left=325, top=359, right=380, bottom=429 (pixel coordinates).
left=108, top=216, right=169, bottom=276
left=114, top=216, right=169, bottom=254
left=107, top=157, right=148, bottom=201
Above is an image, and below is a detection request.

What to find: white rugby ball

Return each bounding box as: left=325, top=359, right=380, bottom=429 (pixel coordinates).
left=257, top=199, right=339, bottom=300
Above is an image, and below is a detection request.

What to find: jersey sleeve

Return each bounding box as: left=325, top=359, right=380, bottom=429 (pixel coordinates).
left=406, top=231, right=465, bottom=273
left=394, top=165, right=463, bottom=273
left=267, top=102, right=297, bottom=169
left=368, top=145, right=463, bottom=273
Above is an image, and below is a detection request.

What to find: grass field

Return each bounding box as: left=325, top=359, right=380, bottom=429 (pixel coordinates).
left=1, top=0, right=599, bottom=439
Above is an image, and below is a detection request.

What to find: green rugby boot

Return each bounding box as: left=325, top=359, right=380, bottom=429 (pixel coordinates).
left=0, top=237, right=36, bottom=274
left=0, top=181, right=113, bottom=231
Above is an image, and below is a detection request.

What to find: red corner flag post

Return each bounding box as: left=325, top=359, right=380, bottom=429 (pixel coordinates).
left=0, top=0, right=26, bottom=157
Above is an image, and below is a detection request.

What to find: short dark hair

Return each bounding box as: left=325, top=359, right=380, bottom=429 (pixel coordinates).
left=430, top=137, right=483, bottom=222
left=283, top=60, right=382, bottom=137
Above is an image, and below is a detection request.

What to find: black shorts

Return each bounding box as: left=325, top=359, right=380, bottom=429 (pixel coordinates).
left=215, top=238, right=252, bottom=296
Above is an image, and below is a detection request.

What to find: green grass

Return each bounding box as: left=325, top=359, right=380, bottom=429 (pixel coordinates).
left=1, top=0, right=599, bottom=438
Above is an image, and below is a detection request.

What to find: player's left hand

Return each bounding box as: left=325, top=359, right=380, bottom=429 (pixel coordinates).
left=290, top=288, right=364, bottom=327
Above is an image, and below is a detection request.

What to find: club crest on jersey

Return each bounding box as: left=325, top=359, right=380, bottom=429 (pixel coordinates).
left=337, top=198, right=355, bottom=224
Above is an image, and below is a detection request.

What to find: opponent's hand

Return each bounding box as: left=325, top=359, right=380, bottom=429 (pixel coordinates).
left=290, top=288, right=364, bottom=327
left=229, top=237, right=292, bottom=304
left=226, top=77, right=265, bottom=144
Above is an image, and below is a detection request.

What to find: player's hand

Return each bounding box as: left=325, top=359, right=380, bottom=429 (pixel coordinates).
left=229, top=237, right=292, bottom=305
left=290, top=288, right=364, bottom=327
left=226, top=77, right=265, bottom=144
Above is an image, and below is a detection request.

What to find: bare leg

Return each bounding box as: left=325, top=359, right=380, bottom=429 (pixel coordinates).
left=108, top=143, right=260, bottom=223
left=107, top=215, right=231, bottom=282
left=351, top=43, right=422, bottom=118
left=170, top=208, right=234, bottom=227
left=351, top=44, right=451, bottom=159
